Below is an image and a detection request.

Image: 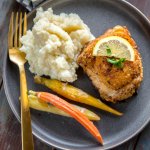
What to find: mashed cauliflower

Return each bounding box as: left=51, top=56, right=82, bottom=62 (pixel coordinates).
left=20, top=8, right=94, bottom=82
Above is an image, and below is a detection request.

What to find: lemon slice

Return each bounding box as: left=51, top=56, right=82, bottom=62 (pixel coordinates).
left=93, top=36, right=135, bottom=61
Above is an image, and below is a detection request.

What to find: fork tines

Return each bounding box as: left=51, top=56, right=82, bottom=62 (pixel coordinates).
left=8, top=12, right=27, bottom=49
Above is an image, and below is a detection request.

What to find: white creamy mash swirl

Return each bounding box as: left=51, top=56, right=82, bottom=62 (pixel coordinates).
left=20, top=7, right=94, bottom=82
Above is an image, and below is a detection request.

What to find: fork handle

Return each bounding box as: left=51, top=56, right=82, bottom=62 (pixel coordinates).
left=19, top=64, right=34, bottom=150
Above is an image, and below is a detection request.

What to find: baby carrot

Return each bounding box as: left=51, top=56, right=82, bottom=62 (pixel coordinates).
left=28, top=92, right=100, bottom=121
left=34, top=76, right=122, bottom=116
left=36, top=91, right=103, bottom=144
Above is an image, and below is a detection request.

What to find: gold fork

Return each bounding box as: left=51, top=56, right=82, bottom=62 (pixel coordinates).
left=8, top=12, right=34, bottom=150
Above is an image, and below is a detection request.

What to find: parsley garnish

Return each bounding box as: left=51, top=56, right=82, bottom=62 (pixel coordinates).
left=107, top=58, right=126, bottom=68
left=106, top=46, right=112, bottom=56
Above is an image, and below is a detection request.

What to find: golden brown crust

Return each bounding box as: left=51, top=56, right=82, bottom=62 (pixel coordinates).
left=77, top=25, right=143, bottom=102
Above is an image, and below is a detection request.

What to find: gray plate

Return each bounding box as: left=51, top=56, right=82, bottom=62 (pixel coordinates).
left=3, top=0, right=150, bottom=149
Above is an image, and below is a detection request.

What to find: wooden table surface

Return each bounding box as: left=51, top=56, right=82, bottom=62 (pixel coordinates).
left=0, top=0, right=150, bottom=149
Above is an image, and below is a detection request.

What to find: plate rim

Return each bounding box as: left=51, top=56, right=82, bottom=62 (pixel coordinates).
left=3, top=0, right=150, bottom=149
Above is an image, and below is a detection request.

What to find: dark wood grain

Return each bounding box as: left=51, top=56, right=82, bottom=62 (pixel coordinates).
left=0, top=0, right=150, bottom=150
left=0, top=87, right=22, bottom=150
left=135, top=125, right=150, bottom=150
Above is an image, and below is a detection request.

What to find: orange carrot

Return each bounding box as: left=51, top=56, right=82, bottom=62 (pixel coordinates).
left=37, top=92, right=103, bottom=144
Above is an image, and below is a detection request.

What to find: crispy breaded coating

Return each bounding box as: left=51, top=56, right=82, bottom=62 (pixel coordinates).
left=77, top=26, right=143, bottom=102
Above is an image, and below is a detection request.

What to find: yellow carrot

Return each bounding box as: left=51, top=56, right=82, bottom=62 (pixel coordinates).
left=28, top=92, right=100, bottom=121
left=34, top=76, right=122, bottom=116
